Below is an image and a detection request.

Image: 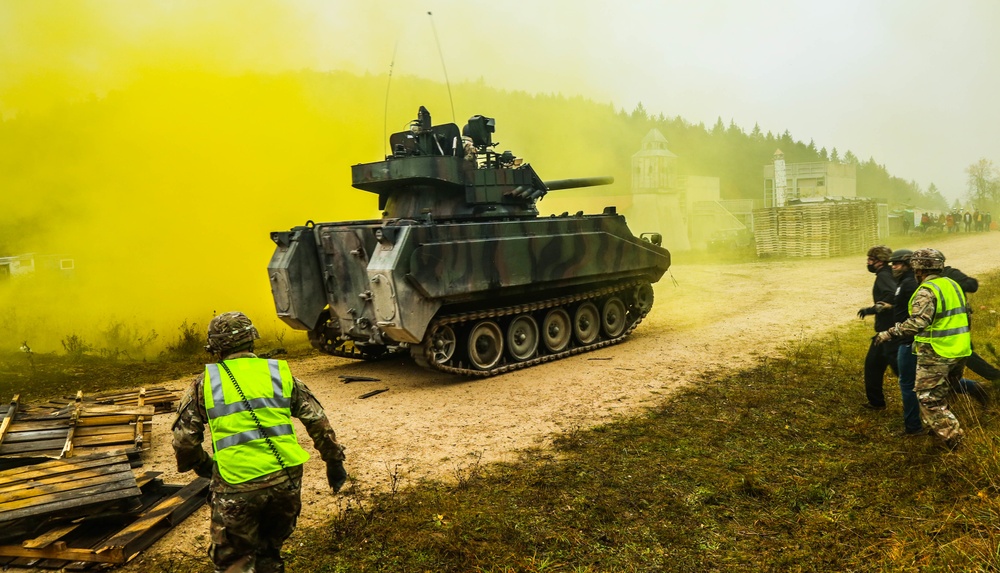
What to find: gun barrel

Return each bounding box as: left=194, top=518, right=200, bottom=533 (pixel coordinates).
left=543, top=176, right=614, bottom=191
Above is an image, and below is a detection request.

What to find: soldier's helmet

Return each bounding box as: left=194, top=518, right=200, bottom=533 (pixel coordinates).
left=867, top=245, right=892, bottom=262
left=206, top=311, right=260, bottom=354
left=909, top=248, right=945, bottom=271
left=889, top=249, right=913, bottom=264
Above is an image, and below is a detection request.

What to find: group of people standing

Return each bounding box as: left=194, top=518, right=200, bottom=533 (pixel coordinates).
left=921, top=210, right=994, bottom=234
left=858, top=245, right=998, bottom=449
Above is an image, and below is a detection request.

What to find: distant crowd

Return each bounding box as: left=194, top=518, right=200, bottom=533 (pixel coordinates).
left=916, top=209, right=994, bottom=234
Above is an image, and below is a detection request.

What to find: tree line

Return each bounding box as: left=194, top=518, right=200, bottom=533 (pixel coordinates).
left=620, top=103, right=950, bottom=211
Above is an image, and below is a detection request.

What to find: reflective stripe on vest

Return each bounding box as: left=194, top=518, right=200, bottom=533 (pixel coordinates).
left=910, top=277, right=972, bottom=359
left=203, top=358, right=310, bottom=483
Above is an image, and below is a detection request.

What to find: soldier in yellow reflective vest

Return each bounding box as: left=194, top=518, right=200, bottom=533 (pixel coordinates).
left=173, top=312, right=347, bottom=573
left=875, top=248, right=971, bottom=449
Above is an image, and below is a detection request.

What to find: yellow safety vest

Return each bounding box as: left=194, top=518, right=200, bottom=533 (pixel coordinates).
left=203, top=358, right=310, bottom=483
left=910, top=277, right=972, bottom=359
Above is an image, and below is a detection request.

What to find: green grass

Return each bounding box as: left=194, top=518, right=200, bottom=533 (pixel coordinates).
left=275, top=272, right=1000, bottom=573
left=9, top=278, right=1000, bottom=572
left=0, top=323, right=312, bottom=403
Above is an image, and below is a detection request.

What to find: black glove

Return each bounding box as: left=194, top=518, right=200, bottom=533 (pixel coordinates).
left=327, top=460, right=347, bottom=493
left=857, top=306, right=875, bottom=318
left=194, top=457, right=215, bottom=479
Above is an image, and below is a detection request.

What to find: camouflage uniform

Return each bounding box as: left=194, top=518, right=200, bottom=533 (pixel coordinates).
left=884, top=276, right=965, bottom=444
left=172, top=351, right=344, bottom=573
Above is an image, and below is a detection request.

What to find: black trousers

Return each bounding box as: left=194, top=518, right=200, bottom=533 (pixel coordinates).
left=968, top=351, right=1000, bottom=381
left=864, top=339, right=900, bottom=407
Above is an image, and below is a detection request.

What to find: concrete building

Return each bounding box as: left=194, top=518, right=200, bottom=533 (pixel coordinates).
left=755, top=151, right=886, bottom=256
left=762, top=151, right=857, bottom=207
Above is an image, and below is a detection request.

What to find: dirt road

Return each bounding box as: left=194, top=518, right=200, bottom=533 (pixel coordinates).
left=132, top=231, right=1000, bottom=563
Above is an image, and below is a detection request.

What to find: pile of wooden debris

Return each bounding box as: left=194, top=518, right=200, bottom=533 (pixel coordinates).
left=0, top=387, right=209, bottom=570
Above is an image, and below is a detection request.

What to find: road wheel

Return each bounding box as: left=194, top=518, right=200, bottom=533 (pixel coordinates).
left=634, top=283, right=654, bottom=314
left=468, top=321, right=504, bottom=370
left=601, top=297, right=627, bottom=337
left=573, top=302, right=600, bottom=345
left=542, top=308, right=572, bottom=353
left=428, top=324, right=457, bottom=364
left=507, top=315, right=539, bottom=361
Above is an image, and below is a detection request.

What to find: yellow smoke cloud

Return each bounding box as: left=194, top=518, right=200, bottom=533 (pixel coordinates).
left=0, top=2, right=643, bottom=355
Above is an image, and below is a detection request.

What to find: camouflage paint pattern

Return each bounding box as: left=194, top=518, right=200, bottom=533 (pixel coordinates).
left=914, top=342, right=965, bottom=445
left=209, top=478, right=302, bottom=573
left=268, top=107, right=670, bottom=374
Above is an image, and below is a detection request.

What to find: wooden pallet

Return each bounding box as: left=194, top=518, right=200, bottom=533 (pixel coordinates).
left=0, top=452, right=141, bottom=526
left=0, top=394, right=153, bottom=466
left=17, top=387, right=180, bottom=417
left=0, top=476, right=209, bottom=569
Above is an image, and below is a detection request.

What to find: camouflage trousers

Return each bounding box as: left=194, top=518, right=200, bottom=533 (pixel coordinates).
left=209, top=479, right=302, bottom=573
left=915, top=352, right=967, bottom=445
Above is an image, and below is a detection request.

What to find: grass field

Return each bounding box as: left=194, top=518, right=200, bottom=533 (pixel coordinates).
left=274, top=273, right=1000, bottom=573
left=5, top=274, right=1000, bottom=572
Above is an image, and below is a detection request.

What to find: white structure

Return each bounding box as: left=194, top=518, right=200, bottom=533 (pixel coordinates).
left=625, top=129, right=751, bottom=251
left=0, top=253, right=75, bottom=280
left=627, top=129, right=691, bottom=250
left=772, top=149, right=787, bottom=207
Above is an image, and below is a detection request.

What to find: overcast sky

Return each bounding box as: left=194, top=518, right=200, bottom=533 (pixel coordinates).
left=314, top=0, right=1000, bottom=202
left=3, top=0, right=998, bottom=202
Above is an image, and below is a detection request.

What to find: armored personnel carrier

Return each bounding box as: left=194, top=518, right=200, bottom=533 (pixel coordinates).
left=268, top=106, right=670, bottom=376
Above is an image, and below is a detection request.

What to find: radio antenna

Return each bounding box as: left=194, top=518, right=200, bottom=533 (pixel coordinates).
left=427, top=11, right=456, bottom=124
left=383, top=40, right=399, bottom=157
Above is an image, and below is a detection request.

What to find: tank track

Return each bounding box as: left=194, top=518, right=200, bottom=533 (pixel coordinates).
left=414, top=280, right=649, bottom=377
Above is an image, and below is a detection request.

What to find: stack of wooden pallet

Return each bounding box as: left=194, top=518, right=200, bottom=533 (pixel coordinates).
left=0, top=388, right=207, bottom=569
left=0, top=392, right=154, bottom=468
left=753, top=209, right=779, bottom=257
left=23, top=386, right=179, bottom=416
left=752, top=199, right=880, bottom=258
left=0, top=452, right=208, bottom=569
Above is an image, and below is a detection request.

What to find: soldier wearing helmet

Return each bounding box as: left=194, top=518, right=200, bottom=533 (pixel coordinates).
left=875, top=248, right=971, bottom=449
left=857, top=245, right=898, bottom=410
left=939, top=262, right=1000, bottom=383
left=173, top=311, right=348, bottom=573
left=887, top=249, right=923, bottom=435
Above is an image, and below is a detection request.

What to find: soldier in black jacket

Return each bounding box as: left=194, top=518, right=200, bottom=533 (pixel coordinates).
left=888, top=250, right=923, bottom=433
left=858, top=245, right=898, bottom=409
left=942, top=265, right=1000, bottom=382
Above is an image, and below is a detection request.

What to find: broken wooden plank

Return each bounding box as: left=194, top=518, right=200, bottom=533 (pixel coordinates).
left=0, top=462, right=134, bottom=498
left=0, top=395, right=20, bottom=447
left=0, top=452, right=128, bottom=484
left=340, top=375, right=381, bottom=383
left=61, top=392, right=84, bottom=459
left=134, top=471, right=162, bottom=488
left=0, top=544, right=111, bottom=564
left=358, top=388, right=389, bottom=399
left=22, top=523, right=82, bottom=549
left=134, top=388, right=146, bottom=449
left=98, top=477, right=210, bottom=564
